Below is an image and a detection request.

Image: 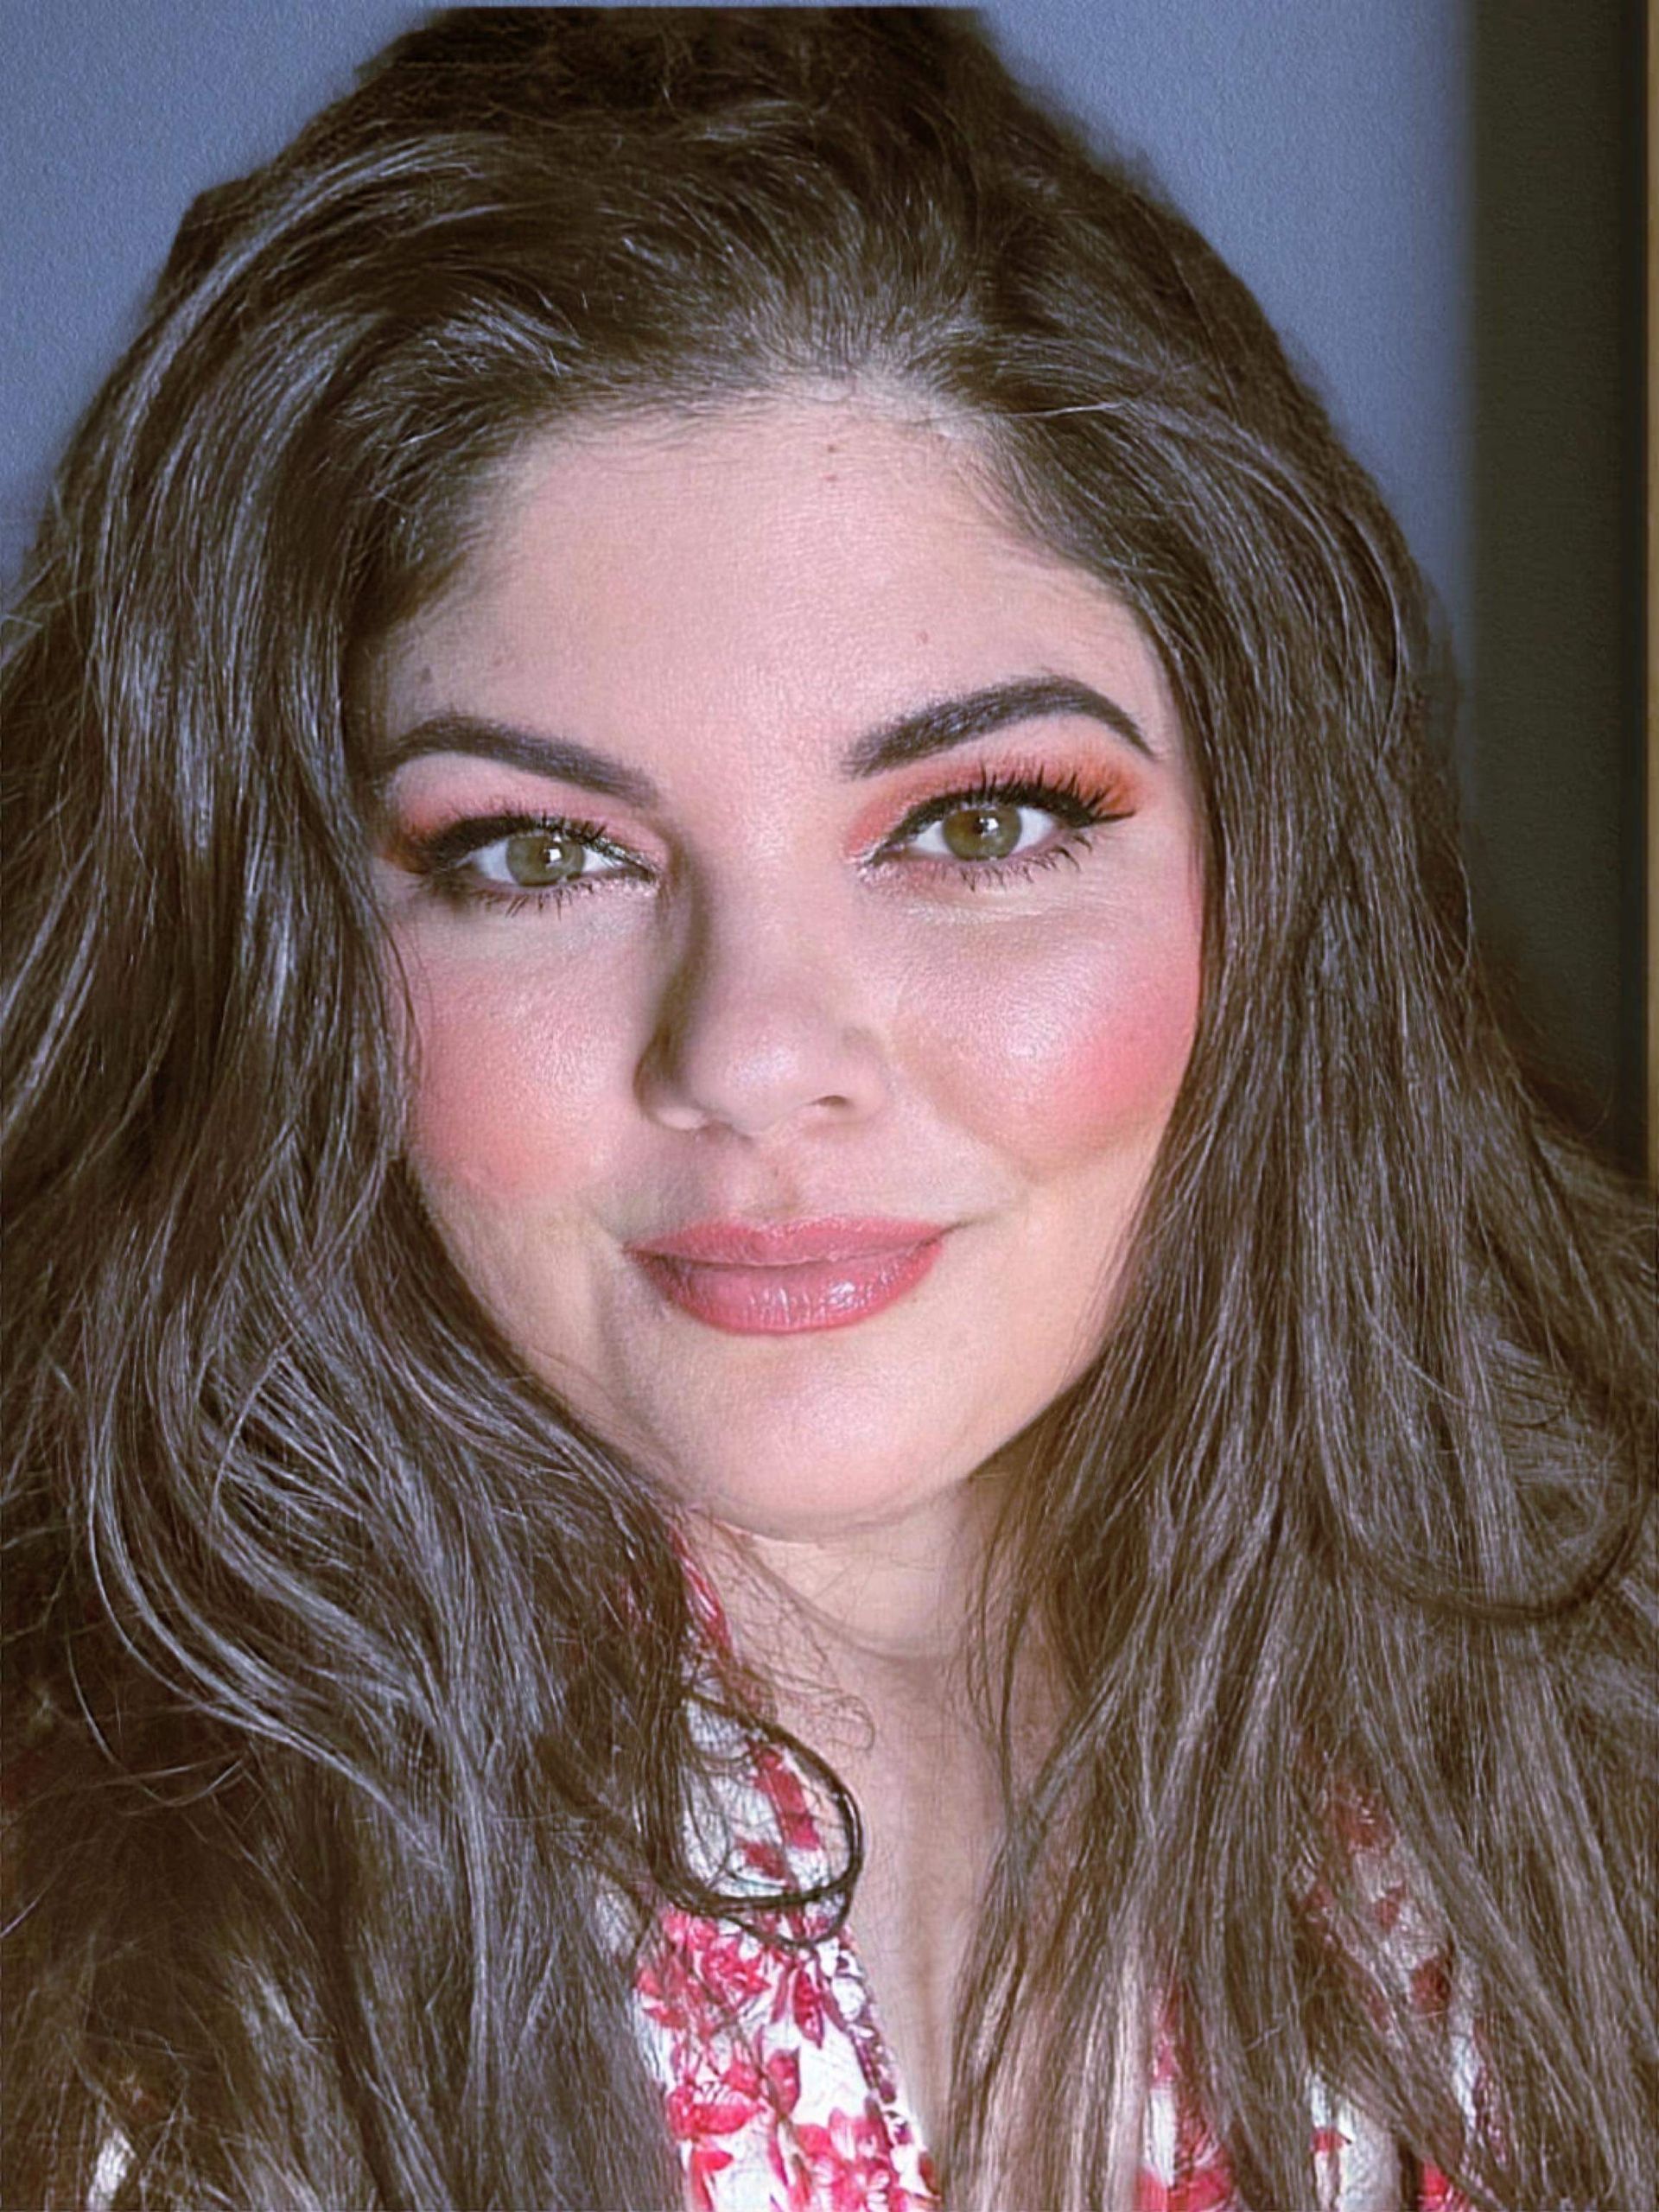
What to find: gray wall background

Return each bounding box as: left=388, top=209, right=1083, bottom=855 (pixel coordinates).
left=2, top=1, right=1642, bottom=1160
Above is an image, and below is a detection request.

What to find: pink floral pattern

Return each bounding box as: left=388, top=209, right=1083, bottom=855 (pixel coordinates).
left=634, top=1716, right=939, bottom=2212
left=634, top=1577, right=1492, bottom=2211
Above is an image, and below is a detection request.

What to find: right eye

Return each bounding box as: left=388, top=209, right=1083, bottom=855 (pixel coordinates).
left=465, top=825, right=634, bottom=889
left=399, top=810, right=651, bottom=912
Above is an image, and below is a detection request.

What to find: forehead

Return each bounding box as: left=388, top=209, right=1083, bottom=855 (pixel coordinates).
left=375, top=395, right=1182, bottom=772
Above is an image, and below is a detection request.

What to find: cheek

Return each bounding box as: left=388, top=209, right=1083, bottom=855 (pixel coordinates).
left=396, top=946, right=628, bottom=1203
left=1036, top=945, right=1201, bottom=1147
left=921, top=911, right=1203, bottom=1166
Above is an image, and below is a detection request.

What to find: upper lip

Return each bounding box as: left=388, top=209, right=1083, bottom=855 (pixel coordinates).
left=628, top=1217, right=947, bottom=1266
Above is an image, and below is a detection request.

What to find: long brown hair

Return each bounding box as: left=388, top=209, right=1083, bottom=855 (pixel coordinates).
left=4, top=11, right=1652, bottom=2208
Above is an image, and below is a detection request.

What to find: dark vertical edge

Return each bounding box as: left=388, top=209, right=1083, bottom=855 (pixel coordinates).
left=1620, top=0, right=1650, bottom=1179
left=1637, top=0, right=1656, bottom=1186
left=1469, top=0, right=1644, bottom=1172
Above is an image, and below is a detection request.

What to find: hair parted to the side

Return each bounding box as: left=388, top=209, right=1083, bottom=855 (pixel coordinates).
left=3, top=10, right=1653, bottom=2209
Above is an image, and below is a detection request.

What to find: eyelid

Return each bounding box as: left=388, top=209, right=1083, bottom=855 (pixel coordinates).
left=386, top=758, right=1133, bottom=912
left=396, top=808, right=648, bottom=875
left=862, top=760, right=1133, bottom=864
left=387, top=805, right=658, bottom=919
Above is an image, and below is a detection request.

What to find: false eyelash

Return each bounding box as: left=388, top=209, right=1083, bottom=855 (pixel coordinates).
left=874, top=760, right=1128, bottom=843
left=396, top=756, right=1133, bottom=916
left=403, top=808, right=626, bottom=876
left=864, top=758, right=1132, bottom=881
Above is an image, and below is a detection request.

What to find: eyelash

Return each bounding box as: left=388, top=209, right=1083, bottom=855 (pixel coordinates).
left=400, top=762, right=1131, bottom=916
left=867, top=761, right=1129, bottom=885
left=402, top=810, right=645, bottom=918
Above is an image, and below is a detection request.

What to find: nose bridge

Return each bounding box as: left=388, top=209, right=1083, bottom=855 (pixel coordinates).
left=636, top=868, right=888, bottom=1137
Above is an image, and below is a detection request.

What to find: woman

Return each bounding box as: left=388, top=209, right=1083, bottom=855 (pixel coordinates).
left=3, top=10, right=1652, bottom=2209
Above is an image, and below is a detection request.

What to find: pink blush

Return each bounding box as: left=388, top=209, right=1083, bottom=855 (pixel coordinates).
left=400, top=957, right=625, bottom=1203
left=930, top=916, right=1203, bottom=1170
left=1035, top=971, right=1199, bottom=1145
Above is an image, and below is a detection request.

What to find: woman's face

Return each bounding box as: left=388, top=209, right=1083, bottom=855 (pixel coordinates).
left=371, top=397, right=1203, bottom=1541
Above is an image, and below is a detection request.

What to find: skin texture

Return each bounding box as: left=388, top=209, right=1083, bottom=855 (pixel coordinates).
left=373, top=396, right=1204, bottom=1538
left=371, top=394, right=1205, bottom=2137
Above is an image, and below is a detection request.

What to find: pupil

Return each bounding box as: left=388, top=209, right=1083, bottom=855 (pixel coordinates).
left=505, top=830, right=583, bottom=887
left=943, top=802, right=1021, bottom=861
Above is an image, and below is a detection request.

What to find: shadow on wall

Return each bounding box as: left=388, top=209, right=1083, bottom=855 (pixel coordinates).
left=1466, top=0, right=1645, bottom=1173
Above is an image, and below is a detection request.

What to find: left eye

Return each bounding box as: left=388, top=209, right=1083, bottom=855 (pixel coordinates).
left=900, top=799, right=1063, bottom=863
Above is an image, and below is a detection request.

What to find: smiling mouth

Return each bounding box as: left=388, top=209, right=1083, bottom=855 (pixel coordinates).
left=626, top=1217, right=947, bottom=1335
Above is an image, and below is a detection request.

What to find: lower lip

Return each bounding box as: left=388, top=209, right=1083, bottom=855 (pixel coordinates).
left=631, top=1237, right=945, bottom=1335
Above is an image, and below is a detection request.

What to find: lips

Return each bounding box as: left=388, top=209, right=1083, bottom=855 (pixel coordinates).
left=626, top=1216, right=947, bottom=1334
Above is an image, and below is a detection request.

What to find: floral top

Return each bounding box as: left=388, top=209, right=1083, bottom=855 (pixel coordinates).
left=72, top=1584, right=1491, bottom=2212
left=632, top=1584, right=1491, bottom=2212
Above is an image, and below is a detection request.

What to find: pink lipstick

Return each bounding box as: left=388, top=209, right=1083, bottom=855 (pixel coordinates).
left=626, top=1217, right=946, bottom=1335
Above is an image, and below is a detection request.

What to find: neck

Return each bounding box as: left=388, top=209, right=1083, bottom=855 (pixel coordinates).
left=690, top=1463, right=1008, bottom=1685
left=683, top=1452, right=1051, bottom=2157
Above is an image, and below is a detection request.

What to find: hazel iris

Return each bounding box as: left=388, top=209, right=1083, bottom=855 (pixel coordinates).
left=505, top=830, right=587, bottom=886
left=941, top=801, right=1022, bottom=861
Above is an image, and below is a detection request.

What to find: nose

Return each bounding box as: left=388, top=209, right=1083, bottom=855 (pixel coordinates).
left=635, top=900, right=891, bottom=1139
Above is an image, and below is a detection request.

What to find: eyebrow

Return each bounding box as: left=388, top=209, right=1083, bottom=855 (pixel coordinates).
left=843, top=677, right=1151, bottom=774
left=372, top=716, right=660, bottom=806
left=374, top=675, right=1151, bottom=804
